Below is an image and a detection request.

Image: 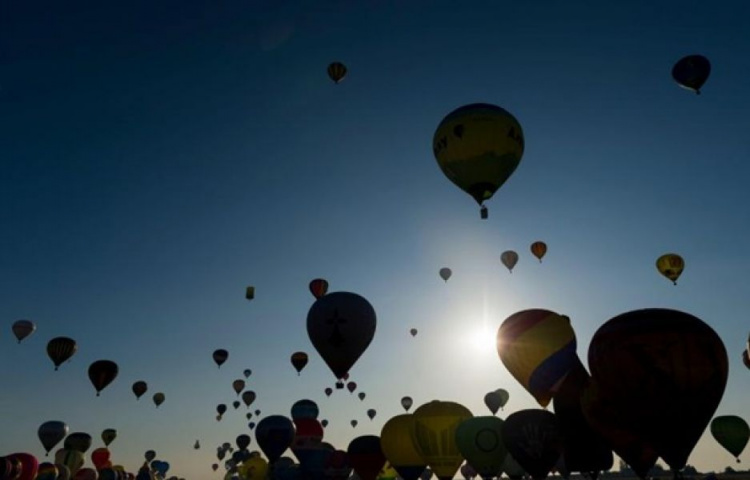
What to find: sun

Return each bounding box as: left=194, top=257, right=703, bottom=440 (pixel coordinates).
left=465, top=321, right=498, bottom=356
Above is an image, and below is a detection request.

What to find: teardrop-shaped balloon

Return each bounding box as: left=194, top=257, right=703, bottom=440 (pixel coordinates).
left=46, top=337, right=77, bottom=370
left=351, top=420, right=358, bottom=428
left=327, top=62, right=347, bottom=84
left=244, top=369, right=252, bottom=378
left=64, top=433, right=92, bottom=454
left=88, top=360, right=118, bottom=396
left=410, top=401, right=473, bottom=480
left=497, top=309, right=577, bottom=408
left=366, top=409, right=376, bottom=420
left=439, top=268, right=452, bottom=282
left=401, top=396, right=413, bottom=412
left=584, top=308, right=728, bottom=472
left=38, top=422, right=69, bottom=455
left=12, top=319, right=36, bottom=343
left=236, top=434, right=251, bottom=451
left=307, top=291, right=377, bottom=380
left=101, top=429, right=117, bottom=447
left=530, top=241, right=547, bottom=263
left=55, top=449, right=83, bottom=476
left=213, top=349, right=228, bottom=368
left=291, top=352, right=309, bottom=374
left=36, top=462, right=58, bottom=480
left=256, top=416, right=295, bottom=463
left=358, top=392, right=366, bottom=401
left=7, top=453, right=38, bottom=480
left=501, top=410, right=562, bottom=480
left=500, top=251, right=518, bottom=273
left=132, top=381, right=147, bottom=400
left=656, top=253, right=684, bottom=285
left=380, top=415, right=427, bottom=480
left=433, top=103, right=524, bottom=218
left=672, top=55, right=711, bottom=94
left=292, top=399, right=320, bottom=420
left=710, top=416, right=749, bottom=462
left=242, top=390, right=257, bottom=407
left=309, top=279, right=329, bottom=299
left=347, top=381, right=357, bottom=393
left=455, top=416, right=508, bottom=480
left=144, top=451, right=156, bottom=463
left=410, top=328, right=418, bottom=337
left=90, top=448, right=110, bottom=471
left=153, top=392, right=165, bottom=407
left=324, top=387, right=333, bottom=397
left=232, top=379, right=245, bottom=395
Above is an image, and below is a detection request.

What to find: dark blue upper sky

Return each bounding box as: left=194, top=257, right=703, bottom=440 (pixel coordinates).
left=2, top=1, right=750, bottom=477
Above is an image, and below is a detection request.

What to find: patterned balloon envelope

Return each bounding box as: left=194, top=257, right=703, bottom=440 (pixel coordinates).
left=496, top=309, right=578, bottom=407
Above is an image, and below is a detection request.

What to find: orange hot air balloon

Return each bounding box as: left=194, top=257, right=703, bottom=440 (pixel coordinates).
left=309, top=278, right=329, bottom=299
left=497, top=309, right=577, bottom=407
left=327, top=62, right=347, bottom=83
left=88, top=360, right=119, bottom=396
left=291, top=352, right=309, bottom=374
left=530, top=242, right=547, bottom=263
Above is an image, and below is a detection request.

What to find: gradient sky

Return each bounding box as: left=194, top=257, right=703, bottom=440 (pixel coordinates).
left=2, top=1, right=750, bottom=479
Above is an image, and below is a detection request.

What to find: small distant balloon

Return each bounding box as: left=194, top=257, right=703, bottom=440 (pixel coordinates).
left=327, top=62, right=347, bottom=84
left=132, top=381, right=147, bottom=400
left=233, top=379, right=246, bottom=395
left=366, top=409, right=376, bottom=420
left=309, top=278, right=329, bottom=299
left=153, top=393, right=165, bottom=407
left=358, top=392, right=366, bottom=401
left=47, top=337, right=77, bottom=370
left=410, top=328, right=418, bottom=337
left=88, top=360, right=119, bottom=396
left=12, top=319, right=36, bottom=343
left=530, top=241, right=547, bottom=262
left=401, top=396, right=413, bottom=412
left=325, top=387, right=333, bottom=397
left=501, top=251, right=518, bottom=273
left=291, top=352, right=309, bottom=374
left=656, top=253, right=684, bottom=285
left=213, top=349, right=229, bottom=368
left=243, top=369, right=252, bottom=378
left=672, top=54, right=711, bottom=94
left=439, top=268, right=452, bottom=282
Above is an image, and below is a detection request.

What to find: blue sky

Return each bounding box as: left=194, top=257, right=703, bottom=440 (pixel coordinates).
left=2, top=0, right=750, bottom=478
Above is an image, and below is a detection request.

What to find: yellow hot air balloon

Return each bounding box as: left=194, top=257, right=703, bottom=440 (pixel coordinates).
left=239, top=456, right=268, bottom=480
left=497, top=309, right=577, bottom=408
left=656, top=253, right=684, bottom=285
left=433, top=103, right=524, bottom=219
left=410, top=401, right=473, bottom=480
left=381, top=414, right=426, bottom=480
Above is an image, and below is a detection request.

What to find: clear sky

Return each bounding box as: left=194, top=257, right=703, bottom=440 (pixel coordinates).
left=2, top=1, right=750, bottom=479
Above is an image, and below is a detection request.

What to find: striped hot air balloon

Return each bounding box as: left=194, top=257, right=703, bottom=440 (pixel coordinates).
left=327, top=62, right=347, bottom=83
left=497, top=309, right=578, bottom=407
left=47, top=337, right=77, bottom=370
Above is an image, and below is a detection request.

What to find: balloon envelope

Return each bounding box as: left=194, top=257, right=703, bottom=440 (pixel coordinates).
left=710, top=416, right=750, bottom=461
left=348, top=436, right=386, bottom=480
left=256, top=415, right=295, bottom=463
left=410, top=401, right=473, bottom=480
left=501, top=410, right=562, bottom=480
left=47, top=337, right=77, bottom=370
left=455, top=416, right=508, bottom=479
left=380, top=415, right=427, bottom=480
left=500, top=251, right=518, bottom=273
left=672, top=55, right=711, bottom=94
left=327, top=62, right=347, bottom=84
left=307, top=292, right=376, bottom=380
left=656, top=253, right=684, bottom=285
left=38, top=422, right=69, bottom=454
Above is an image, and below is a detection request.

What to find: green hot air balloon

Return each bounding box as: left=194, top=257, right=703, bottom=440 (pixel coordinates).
left=711, top=416, right=750, bottom=462
left=455, top=416, right=508, bottom=480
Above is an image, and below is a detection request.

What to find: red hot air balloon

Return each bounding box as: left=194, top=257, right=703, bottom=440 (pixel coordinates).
left=291, top=352, right=309, bottom=375
left=309, top=279, right=329, bottom=299
left=88, top=360, right=118, bottom=396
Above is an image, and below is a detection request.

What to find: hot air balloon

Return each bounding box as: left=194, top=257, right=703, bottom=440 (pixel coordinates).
left=101, top=429, right=117, bottom=447
left=145, top=451, right=156, bottom=463
left=153, top=393, right=165, bottom=408
left=433, top=103, right=524, bottom=219
left=411, top=401, right=473, bottom=480
left=672, top=55, right=711, bottom=94
left=132, top=381, right=147, bottom=400
left=7, top=453, right=38, bottom=480
left=88, top=360, right=118, bottom=396
left=710, top=416, right=749, bottom=462
left=483, top=389, right=509, bottom=415
left=213, top=349, right=228, bottom=368
left=236, top=434, right=251, bottom=451
left=12, top=319, right=36, bottom=343
left=212, top=464, right=218, bottom=471
left=244, top=369, right=252, bottom=378
left=530, top=242, right=547, bottom=263
left=401, top=396, right=413, bottom=412
left=351, top=420, right=358, bottom=428
left=501, top=410, right=563, bottom=480
left=55, top=449, right=83, bottom=476
left=410, top=328, right=418, bottom=337
left=255, top=416, right=295, bottom=463
left=46, top=337, right=77, bottom=370
left=497, top=309, right=577, bottom=407
left=582, top=308, right=728, bottom=474
left=348, top=436, right=386, bottom=480
left=321, top=419, right=329, bottom=428
left=246, top=286, right=255, bottom=300
left=455, top=416, right=508, bottom=480
left=232, top=379, right=245, bottom=395
left=38, top=421, right=68, bottom=455
left=291, top=352, right=309, bottom=375
left=325, top=387, right=333, bottom=397
left=242, top=390, right=256, bottom=407
left=358, top=392, right=366, bottom=401
left=64, top=433, right=92, bottom=453
left=367, top=409, right=376, bottom=420
left=327, top=62, right=347, bottom=84
left=380, top=415, right=427, bottom=480
left=310, top=279, right=329, bottom=299
left=292, top=399, right=320, bottom=420
left=347, top=381, right=357, bottom=393
left=307, top=291, right=377, bottom=380
left=656, top=253, right=684, bottom=285
left=439, top=268, right=452, bottom=282
left=90, top=448, right=110, bottom=471
left=36, top=462, right=58, bottom=480
left=500, top=251, right=518, bottom=273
